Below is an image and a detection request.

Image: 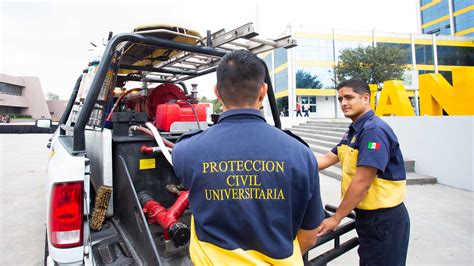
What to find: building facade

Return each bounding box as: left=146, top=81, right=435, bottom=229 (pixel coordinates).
left=0, top=73, right=51, bottom=119
left=47, top=100, right=68, bottom=121
left=262, top=26, right=474, bottom=118
left=418, top=0, right=474, bottom=36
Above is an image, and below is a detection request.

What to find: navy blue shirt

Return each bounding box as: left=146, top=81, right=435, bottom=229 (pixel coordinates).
left=172, top=108, right=324, bottom=261
left=331, top=110, right=406, bottom=181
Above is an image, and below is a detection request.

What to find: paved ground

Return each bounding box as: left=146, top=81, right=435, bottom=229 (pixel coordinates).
left=0, top=134, right=473, bottom=265
left=0, top=134, right=50, bottom=265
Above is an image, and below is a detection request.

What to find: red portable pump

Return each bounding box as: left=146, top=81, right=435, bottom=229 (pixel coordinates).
left=147, top=83, right=207, bottom=132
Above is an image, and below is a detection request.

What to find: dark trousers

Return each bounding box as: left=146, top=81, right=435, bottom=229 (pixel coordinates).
left=296, top=111, right=302, bottom=117
left=355, top=203, right=410, bottom=266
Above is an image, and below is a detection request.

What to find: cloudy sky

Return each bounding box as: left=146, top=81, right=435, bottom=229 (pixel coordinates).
left=1, top=0, right=418, bottom=99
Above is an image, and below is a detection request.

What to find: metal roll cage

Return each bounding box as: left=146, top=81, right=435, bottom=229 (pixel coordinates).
left=60, top=23, right=296, bottom=153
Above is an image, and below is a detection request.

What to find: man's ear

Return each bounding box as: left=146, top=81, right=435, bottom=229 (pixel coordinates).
left=364, top=92, right=370, bottom=105
left=258, top=83, right=268, bottom=102
left=214, top=85, right=222, bottom=101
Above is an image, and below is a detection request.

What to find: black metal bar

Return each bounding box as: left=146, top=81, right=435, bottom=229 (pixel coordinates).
left=314, top=220, right=355, bottom=248
left=119, top=64, right=200, bottom=76
left=259, top=58, right=281, bottom=129
left=115, top=77, right=189, bottom=96
left=173, top=66, right=218, bottom=83
left=325, top=204, right=356, bottom=220
left=116, top=75, right=171, bottom=84
left=59, top=74, right=82, bottom=135
left=308, top=237, right=359, bottom=266
left=334, top=236, right=340, bottom=249
left=73, top=33, right=228, bottom=153
left=206, top=30, right=212, bottom=47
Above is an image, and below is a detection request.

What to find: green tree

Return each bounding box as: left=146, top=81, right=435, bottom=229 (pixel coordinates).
left=211, top=99, right=222, bottom=114
left=198, top=96, right=209, bottom=103
left=47, top=92, right=60, bottom=100
left=335, top=45, right=408, bottom=87
left=296, top=70, right=323, bottom=89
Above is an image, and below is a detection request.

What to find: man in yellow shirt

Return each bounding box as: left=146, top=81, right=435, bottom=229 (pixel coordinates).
left=316, top=79, right=410, bottom=265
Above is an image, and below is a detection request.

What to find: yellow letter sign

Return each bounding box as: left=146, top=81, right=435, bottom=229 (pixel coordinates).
left=419, top=67, right=474, bottom=115
left=369, top=84, right=377, bottom=110
left=375, top=81, right=415, bottom=116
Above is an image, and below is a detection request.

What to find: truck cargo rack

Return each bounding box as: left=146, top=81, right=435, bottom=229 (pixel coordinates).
left=60, top=22, right=296, bottom=154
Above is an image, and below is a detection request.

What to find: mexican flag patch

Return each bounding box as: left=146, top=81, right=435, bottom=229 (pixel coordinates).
left=368, top=142, right=380, bottom=150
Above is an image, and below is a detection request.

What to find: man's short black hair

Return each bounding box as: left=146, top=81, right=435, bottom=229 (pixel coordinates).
left=216, top=50, right=265, bottom=106
left=336, top=79, right=370, bottom=97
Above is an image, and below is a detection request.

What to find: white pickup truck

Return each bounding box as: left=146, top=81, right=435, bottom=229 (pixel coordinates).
left=43, top=22, right=357, bottom=265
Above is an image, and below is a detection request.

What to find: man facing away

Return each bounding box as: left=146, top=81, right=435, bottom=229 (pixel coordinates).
left=316, top=79, right=410, bottom=266
left=172, top=50, right=325, bottom=265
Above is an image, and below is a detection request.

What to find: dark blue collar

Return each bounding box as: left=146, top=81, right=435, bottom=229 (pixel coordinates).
left=350, top=110, right=374, bottom=132
left=217, top=108, right=266, bottom=123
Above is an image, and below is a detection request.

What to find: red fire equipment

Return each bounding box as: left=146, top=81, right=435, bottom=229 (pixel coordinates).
left=139, top=191, right=190, bottom=247
left=155, top=102, right=206, bottom=131
left=146, top=84, right=186, bottom=119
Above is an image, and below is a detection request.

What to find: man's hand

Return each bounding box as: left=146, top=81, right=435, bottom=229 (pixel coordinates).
left=315, top=215, right=342, bottom=236
left=315, top=166, right=377, bottom=237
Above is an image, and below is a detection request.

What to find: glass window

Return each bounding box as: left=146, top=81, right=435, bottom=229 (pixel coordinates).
left=421, top=0, right=449, bottom=25
left=0, top=82, right=23, bottom=96
left=377, top=43, right=412, bottom=64
left=296, top=66, right=335, bottom=89
left=437, top=45, right=474, bottom=65
left=0, top=106, right=21, bottom=114
left=453, top=0, right=472, bottom=12
left=454, top=10, right=474, bottom=32
left=415, top=45, right=434, bottom=64
left=262, top=53, right=273, bottom=69
left=274, top=69, right=288, bottom=93
left=335, top=40, right=372, bottom=59
left=277, top=96, right=288, bottom=116
left=298, top=96, right=317, bottom=113
left=422, top=19, right=451, bottom=35
left=274, top=48, right=287, bottom=68
left=294, top=38, right=334, bottom=62
left=421, top=0, right=432, bottom=6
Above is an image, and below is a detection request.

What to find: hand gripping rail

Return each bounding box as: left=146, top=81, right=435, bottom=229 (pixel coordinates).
left=303, top=204, right=359, bottom=265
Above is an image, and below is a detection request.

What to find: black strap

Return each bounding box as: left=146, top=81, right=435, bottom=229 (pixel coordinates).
left=176, top=129, right=203, bottom=143
left=282, top=129, right=310, bottom=148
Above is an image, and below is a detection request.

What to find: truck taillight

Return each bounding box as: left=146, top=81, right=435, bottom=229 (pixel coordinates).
left=49, top=182, right=83, bottom=248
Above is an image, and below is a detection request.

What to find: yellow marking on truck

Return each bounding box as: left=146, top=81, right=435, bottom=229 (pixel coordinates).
left=140, top=158, right=156, bottom=170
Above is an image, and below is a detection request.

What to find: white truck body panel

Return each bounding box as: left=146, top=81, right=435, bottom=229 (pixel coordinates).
left=46, top=137, right=89, bottom=264
left=85, top=128, right=114, bottom=216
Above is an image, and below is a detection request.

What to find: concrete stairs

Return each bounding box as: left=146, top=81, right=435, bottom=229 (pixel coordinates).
left=290, top=119, right=437, bottom=185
